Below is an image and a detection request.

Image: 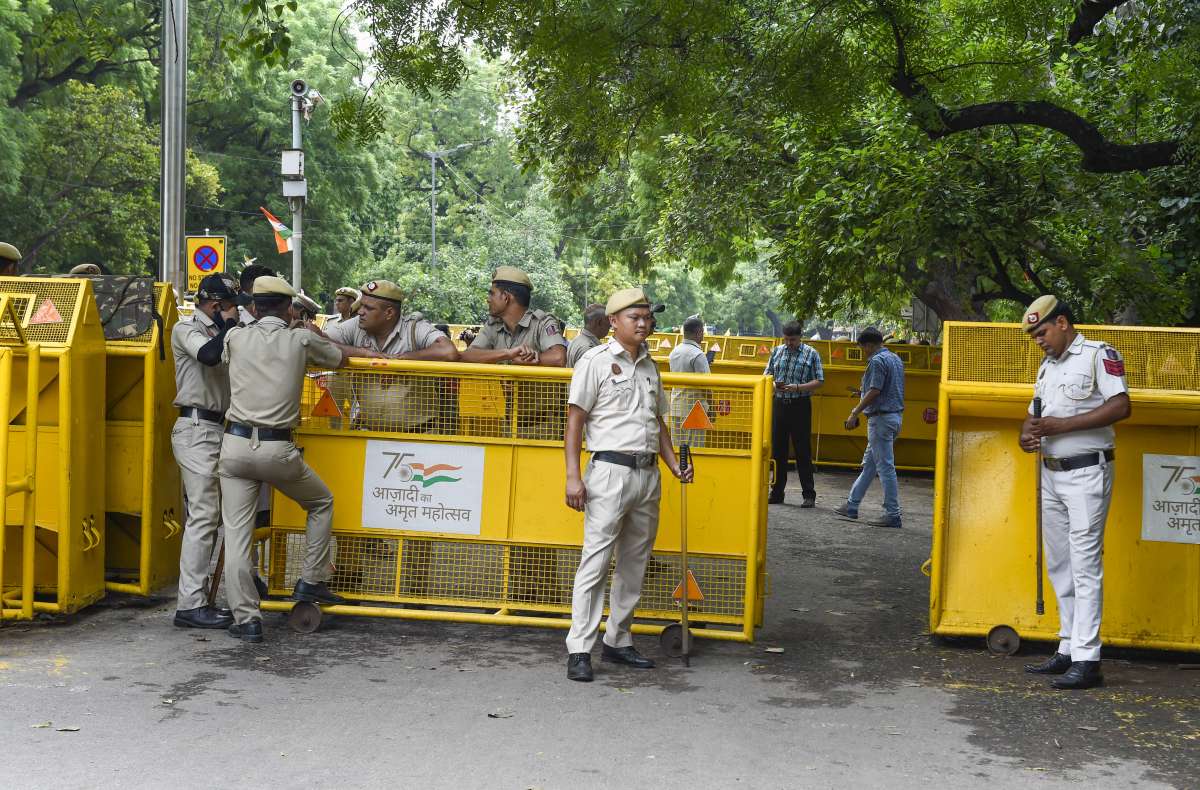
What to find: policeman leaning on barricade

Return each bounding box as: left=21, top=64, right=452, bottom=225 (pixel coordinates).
left=219, top=276, right=350, bottom=644
left=460, top=267, right=567, bottom=367
left=168, top=274, right=240, bottom=630
left=563, top=287, right=693, bottom=682
left=237, top=263, right=276, bottom=326
left=0, top=242, right=22, bottom=276
left=1018, top=295, right=1130, bottom=690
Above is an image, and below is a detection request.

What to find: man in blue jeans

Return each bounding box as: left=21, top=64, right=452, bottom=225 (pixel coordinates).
left=836, top=328, right=905, bottom=528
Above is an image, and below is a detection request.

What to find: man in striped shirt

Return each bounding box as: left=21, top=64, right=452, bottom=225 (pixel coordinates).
left=764, top=321, right=824, bottom=506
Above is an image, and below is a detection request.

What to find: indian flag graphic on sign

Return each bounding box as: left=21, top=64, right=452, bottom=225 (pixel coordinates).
left=361, top=441, right=484, bottom=535
left=259, top=206, right=293, bottom=253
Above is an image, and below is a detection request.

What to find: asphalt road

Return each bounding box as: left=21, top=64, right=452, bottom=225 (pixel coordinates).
left=2, top=470, right=1197, bottom=789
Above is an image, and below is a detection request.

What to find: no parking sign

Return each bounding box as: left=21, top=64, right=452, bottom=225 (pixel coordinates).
left=185, top=236, right=226, bottom=292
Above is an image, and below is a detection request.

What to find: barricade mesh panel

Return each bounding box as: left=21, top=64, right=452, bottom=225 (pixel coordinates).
left=0, top=278, right=82, bottom=344
left=301, top=367, right=757, bottom=451
left=270, top=530, right=746, bottom=618
left=945, top=323, right=1200, bottom=391
left=0, top=295, right=27, bottom=346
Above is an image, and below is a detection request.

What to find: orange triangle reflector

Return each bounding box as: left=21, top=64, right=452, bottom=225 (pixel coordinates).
left=758, top=345, right=769, bottom=354
left=672, top=569, right=705, bottom=602
left=659, top=339, right=672, bottom=349
left=311, top=388, right=342, bottom=417
left=31, top=298, right=62, bottom=324
left=681, top=401, right=714, bottom=430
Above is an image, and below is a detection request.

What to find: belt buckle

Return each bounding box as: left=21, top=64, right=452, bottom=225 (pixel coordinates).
left=638, top=453, right=655, bottom=468
left=1044, top=457, right=1062, bottom=472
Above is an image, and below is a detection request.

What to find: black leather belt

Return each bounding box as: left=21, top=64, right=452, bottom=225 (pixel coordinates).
left=225, top=422, right=294, bottom=442
left=1043, top=449, right=1114, bottom=472
left=180, top=406, right=224, bottom=423
left=593, top=450, right=657, bottom=469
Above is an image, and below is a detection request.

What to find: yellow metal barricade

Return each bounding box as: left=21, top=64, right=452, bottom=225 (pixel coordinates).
left=262, top=360, right=771, bottom=642
left=0, top=278, right=106, bottom=619
left=930, top=322, right=1200, bottom=652
left=102, top=284, right=183, bottom=595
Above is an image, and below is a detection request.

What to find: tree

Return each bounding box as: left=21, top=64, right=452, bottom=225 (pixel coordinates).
left=322, top=0, right=1200, bottom=324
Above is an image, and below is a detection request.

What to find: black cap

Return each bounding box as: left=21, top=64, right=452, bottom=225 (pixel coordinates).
left=650, top=303, right=665, bottom=314
left=197, top=274, right=237, bottom=302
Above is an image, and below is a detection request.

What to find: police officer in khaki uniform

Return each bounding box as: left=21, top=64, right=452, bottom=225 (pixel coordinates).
left=170, top=274, right=238, bottom=630
left=319, top=280, right=458, bottom=361
left=219, top=276, right=350, bottom=643
left=333, top=286, right=360, bottom=323
left=0, top=242, right=22, bottom=276
left=566, top=303, right=609, bottom=368
left=460, top=267, right=567, bottom=367
left=1019, top=295, right=1130, bottom=690
left=564, top=287, right=692, bottom=682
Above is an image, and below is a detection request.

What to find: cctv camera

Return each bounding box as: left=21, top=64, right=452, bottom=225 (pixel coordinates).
left=306, top=89, right=325, bottom=106
left=290, top=79, right=308, bottom=97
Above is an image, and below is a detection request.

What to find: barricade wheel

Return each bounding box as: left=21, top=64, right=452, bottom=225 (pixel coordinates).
left=986, top=625, right=1020, bottom=656
left=660, top=623, right=685, bottom=657
left=289, top=601, right=323, bottom=634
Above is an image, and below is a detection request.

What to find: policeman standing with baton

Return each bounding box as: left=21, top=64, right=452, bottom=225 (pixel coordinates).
left=563, top=287, right=693, bottom=683
left=1018, top=295, right=1130, bottom=690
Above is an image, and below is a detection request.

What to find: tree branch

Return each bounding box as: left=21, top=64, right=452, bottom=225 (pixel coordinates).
left=1067, top=0, right=1133, bottom=45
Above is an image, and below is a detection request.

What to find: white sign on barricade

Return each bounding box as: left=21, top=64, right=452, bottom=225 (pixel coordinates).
left=361, top=440, right=485, bottom=535
left=1142, top=453, right=1200, bottom=544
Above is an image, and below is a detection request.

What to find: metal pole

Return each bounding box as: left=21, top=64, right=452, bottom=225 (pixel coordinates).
left=290, top=97, right=303, bottom=289
left=430, top=154, right=437, bottom=268
left=158, top=0, right=187, bottom=292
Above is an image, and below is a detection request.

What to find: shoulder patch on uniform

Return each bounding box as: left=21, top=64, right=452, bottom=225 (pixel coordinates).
left=1105, top=346, right=1120, bottom=360
left=1103, top=358, right=1125, bottom=376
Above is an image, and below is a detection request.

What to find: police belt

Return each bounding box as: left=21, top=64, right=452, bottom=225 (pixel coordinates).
left=180, top=406, right=224, bottom=423
left=592, top=450, right=657, bottom=469
left=225, top=422, right=294, bottom=443
left=1042, top=449, right=1114, bottom=472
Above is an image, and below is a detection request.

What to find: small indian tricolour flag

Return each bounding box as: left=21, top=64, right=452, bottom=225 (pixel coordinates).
left=259, top=206, right=293, bottom=254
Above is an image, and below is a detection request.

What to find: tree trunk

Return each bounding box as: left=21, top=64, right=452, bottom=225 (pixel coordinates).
left=764, top=308, right=783, bottom=337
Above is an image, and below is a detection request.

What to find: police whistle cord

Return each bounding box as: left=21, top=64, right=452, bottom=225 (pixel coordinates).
left=1033, top=397, right=1045, bottom=616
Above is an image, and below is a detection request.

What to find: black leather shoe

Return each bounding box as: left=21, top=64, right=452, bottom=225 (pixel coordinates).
left=567, top=653, right=593, bottom=682
left=173, top=606, right=233, bottom=629
left=292, top=579, right=347, bottom=605
left=253, top=575, right=269, bottom=600
left=212, top=606, right=233, bottom=618
left=601, top=644, right=656, bottom=669
left=1052, top=661, right=1103, bottom=690
left=767, top=493, right=785, bottom=505
left=1024, top=652, right=1072, bottom=675
left=800, top=498, right=816, bottom=509
left=228, top=619, right=264, bottom=643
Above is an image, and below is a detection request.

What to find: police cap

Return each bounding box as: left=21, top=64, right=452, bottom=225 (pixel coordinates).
left=197, top=274, right=237, bottom=301
left=492, top=266, right=532, bottom=289
left=360, top=280, right=404, bottom=304
left=293, top=292, right=321, bottom=315
left=0, top=242, right=21, bottom=263
left=252, top=275, right=297, bottom=298
left=1023, top=294, right=1059, bottom=333
left=606, top=287, right=651, bottom=316
left=335, top=286, right=361, bottom=300
left=68, top=263, right=102, bottom=276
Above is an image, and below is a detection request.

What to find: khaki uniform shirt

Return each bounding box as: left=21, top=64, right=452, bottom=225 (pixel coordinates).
left=567, top=329, right=602, bottom=368
left=1031, top=332, right=1128, bottom=457
left=325, top=313, right=444, bottom=356
left=223, top=316, right=343, bottom=429
left=470, top=308, right=566, bottom=358
left=668, top=338, right=711, bottom=420
left=171, top=309, right=230, bottom=411
left=569, top=338, right=669, bottom=453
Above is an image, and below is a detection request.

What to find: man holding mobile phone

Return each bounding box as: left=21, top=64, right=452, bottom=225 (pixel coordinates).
left=764, top=321, right=824, bottom=506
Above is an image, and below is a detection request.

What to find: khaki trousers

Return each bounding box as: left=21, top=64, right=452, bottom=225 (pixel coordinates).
left=566, top=461, right=661, bottom=654
left=171, top=416, right=224, bottom=610
left=218, top=432, right=334, bottom=624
